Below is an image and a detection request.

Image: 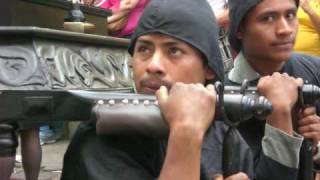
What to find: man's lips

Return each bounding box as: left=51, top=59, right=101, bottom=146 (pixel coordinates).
left=271, top=41, right=294, bottom=50
left=144, top=83, right=161, bottom=92
left=141, top=80, right=171, bottom=94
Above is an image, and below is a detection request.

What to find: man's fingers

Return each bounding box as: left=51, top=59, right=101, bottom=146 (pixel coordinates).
left=299, top=123, right=320, bottom=133
left=213, top=174, right=223, bottom=180
left=156, top=86, right=169, bottom=105
left=225, top=172, right=249, bottom=180
left=296, top=77, right=304, bottom=87
left=301, top=106, right=317, bottom=117
left=206, top=84, right=215, bottom=93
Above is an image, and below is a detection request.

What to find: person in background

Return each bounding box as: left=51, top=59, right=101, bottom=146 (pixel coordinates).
left=207, top=0, right=233, bottom=72
left=294, top=0, right=320, bottom=56
left=81, top=0, right=149, bottom=38
left=226, top=0, right=320, bottom=179
left=207, top=0, right=229, bottom=30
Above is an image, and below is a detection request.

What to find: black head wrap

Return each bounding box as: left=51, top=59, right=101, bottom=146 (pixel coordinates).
left=228, top=0, right=299, bottom=53
left=128, top=0, right=224, bottom=82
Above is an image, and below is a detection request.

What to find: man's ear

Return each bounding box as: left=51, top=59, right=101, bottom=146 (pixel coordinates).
left=236, top=24, right=244, bottom=40
left=205, top=68, right=216, bottom=81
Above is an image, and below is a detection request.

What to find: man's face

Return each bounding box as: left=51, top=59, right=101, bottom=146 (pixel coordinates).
left=238, top=0, right=298, bottom=63
left=132, top=33, right=215, bottom=94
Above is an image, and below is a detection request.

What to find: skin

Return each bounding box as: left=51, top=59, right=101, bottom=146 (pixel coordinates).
left=132, top=33, right=248, bottom=180
left=298, top=107, right=320, bottom=144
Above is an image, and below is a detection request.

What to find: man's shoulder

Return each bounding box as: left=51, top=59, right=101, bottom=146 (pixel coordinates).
left=289, top=52, right=320, bottom=66
left=285, top=52, right=320, bottom=84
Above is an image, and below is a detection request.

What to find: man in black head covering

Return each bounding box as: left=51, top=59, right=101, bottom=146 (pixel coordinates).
left=61, top=0, right=253, bottom=179
left=225, top=0, right=320, bottom=179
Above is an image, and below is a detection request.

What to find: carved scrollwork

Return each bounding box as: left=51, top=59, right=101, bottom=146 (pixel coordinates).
left=0, top=44, right=48, bottom=90
left=35, top=42, right=133, bottom=89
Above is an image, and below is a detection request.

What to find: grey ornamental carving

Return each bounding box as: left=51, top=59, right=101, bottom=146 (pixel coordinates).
left=0, top=39, right=133, bottom=90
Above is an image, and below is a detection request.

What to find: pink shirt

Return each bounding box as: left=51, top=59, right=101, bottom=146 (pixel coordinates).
left=101, top=0, right=149, bottom=37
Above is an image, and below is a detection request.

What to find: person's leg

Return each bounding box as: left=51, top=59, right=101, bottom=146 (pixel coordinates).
left=0, top=123, right=18, bottom=180
left=20, top=127, right=41, bottom=180
left=0, top=156, right=15, bottom=180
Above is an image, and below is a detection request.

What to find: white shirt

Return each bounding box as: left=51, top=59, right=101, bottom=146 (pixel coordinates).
left=207, top=0, right=228, bottom=15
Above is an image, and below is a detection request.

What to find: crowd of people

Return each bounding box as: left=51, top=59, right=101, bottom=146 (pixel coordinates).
left=0, top=0, right=320, bottom=179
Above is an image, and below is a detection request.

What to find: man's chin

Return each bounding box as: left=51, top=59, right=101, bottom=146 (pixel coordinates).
left=273, top=52, right=292, bottom=62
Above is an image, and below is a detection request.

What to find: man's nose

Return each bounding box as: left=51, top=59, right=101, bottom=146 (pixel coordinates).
left=276, top=17, right=294, bottom=36
left=146, top=51, right=166, bottom=74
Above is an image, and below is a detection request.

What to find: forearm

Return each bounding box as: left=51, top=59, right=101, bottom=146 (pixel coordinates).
left=159, top=128, right=204, bottom=180
left=266, top=106, right=293, bottom=135
left=304, top=8, right=320, bottom=34
left=108, top=0, right=139, bottom=23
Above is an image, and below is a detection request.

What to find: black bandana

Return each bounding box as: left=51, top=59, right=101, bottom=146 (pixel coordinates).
left=228, top=0, right=299, bottom=53
left=128, top=0, right=224, bottom=82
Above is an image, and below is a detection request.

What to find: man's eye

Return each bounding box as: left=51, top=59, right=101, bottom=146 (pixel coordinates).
left=137, top=46, right=150, bottom=54
left=169, top=47, right=182, bottom=56
left=287, top=11, right=296, bottom=20
left=262, top=15, right=275, bottom=22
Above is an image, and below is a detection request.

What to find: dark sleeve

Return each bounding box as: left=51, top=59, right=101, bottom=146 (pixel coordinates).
left=255, top=152, right=298, bottom=180
left=61, top=122, right=164, bottom=180
left=253, top=124, right=302, bottom=180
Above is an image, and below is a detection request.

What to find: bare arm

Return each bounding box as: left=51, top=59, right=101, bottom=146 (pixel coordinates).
left=257, top=73, right=303, bottom=135
left=156, top=84, right=216, bottom=180
left=300, top=0, right=320, bottom=34
left=159, top=127, right=204, bottom=180
left=107, top=0, right=140, bottom=23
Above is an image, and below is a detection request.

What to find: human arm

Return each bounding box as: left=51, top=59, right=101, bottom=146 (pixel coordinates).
left=254, top=73, right=304, bottom=179
left=107, top=0, right=140, bottom=24
left=257, top=73, right=303, bottom=135
left=156, top=83, right=216, bottom=180
left=106, top=0, right=140, bottom=33
left=300, top=0, right=320, bottom=34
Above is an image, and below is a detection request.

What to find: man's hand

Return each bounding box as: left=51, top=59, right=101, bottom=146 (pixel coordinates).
left=298, top=106, right=320, bottom=144
left=157, top=83, right=216, bottom=180
left=156, top=83, right=216, bottom=138
left=214, top=172, right=249, bottom=180
left=257, top=72, right=303, bottom=134
left=300, top=0, right=313, bottom=13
